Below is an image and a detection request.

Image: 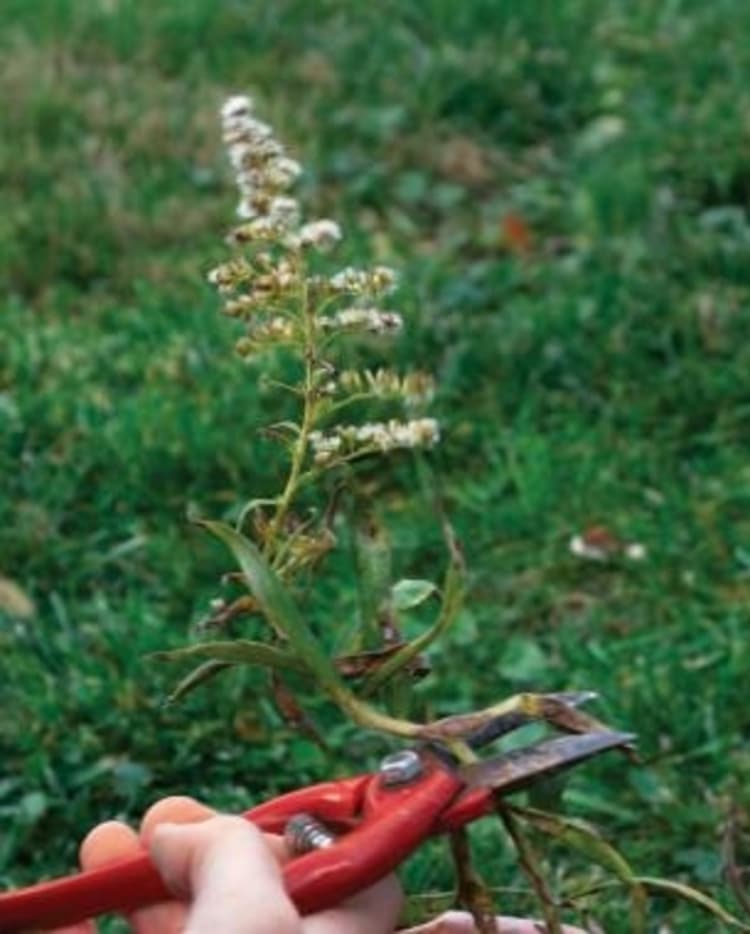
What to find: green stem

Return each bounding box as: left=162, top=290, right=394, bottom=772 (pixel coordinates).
left=496, top=805, right=563, bottom=934
left=265, top=271, right=317, bottom=561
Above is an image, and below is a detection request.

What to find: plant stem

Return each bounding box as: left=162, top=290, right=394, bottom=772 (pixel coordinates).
left=265, top=269, right=317, bottom=561
left=496, top=803, right=563, bottom=934
left=449, top=827, right=499, bottom=933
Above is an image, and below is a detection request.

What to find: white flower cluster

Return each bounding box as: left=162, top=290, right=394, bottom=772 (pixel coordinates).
left=308, top=418, right=440, bottom=465
left=338, top=368, right=435, bottom=406
left=295, top=219, right=342, bottom=251
left=329, top=265, right=398, bottom=295
left=216, top=94, right=340, bottom=255
left=221, top=95, right=302, bottom=223
left=319, top=308, right=403, bottom=335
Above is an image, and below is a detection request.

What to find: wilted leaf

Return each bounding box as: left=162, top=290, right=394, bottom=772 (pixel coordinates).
left=515, top=805, right=647, bottom=932
left=197, top=595, right=259, bottom=632
left=334, top=644, right=430, bottom=679
left=636, top=876, right=750, bottom=930
left=391, top=578, right=438, bottom=611
left=271, top=673, right=327, bottom=749
left=516, top=805, right=637, bottom=880
left=0, top=577, right=35, bottom=618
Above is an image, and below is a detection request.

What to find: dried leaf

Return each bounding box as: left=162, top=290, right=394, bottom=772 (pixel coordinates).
left=197, top=594, right=259, bottom=632
left=502, top=212, right=533, bottom=256
left=334, top=644, right=430, bottom=679
left=271, top=673, right=327, bottom=749
left=0, top=576, right=35, bottom=618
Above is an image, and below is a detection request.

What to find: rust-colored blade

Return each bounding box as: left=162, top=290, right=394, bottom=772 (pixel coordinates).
left=467, top=691, right=598, bottom=750
left=461, top=730, right=635, bottom=793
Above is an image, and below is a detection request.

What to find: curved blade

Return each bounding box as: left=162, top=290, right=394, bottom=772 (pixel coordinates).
left=461, top=730, right=635, bottom=793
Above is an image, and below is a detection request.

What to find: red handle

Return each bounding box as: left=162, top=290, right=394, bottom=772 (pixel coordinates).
left=0, top=768, right=463, bottom=930
left=0, top=775, right=371, bottom=932
left=285, top=764, right=463, bottom=914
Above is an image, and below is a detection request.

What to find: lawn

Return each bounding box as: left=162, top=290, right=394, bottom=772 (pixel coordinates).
left=1, top=1, right=749, bottom=929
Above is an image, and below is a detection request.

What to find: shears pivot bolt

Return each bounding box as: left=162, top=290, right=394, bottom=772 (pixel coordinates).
left=284, top=813, right=336, bottom=855
left=379, top=749, right=423, bottom=786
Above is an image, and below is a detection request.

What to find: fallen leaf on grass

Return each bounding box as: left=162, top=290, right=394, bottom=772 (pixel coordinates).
left=0, top=576, right=35, bottom=618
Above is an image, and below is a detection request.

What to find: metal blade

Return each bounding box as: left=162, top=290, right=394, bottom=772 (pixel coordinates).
left=461, top=730, right=635, bottom=793
left=467, top=691, right=599, bottom=750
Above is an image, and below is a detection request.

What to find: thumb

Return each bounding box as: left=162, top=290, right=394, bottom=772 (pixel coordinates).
left=150, top=815, right=301, bottom=934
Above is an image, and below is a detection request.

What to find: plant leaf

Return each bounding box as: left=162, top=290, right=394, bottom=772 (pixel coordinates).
left=196, top=520, right=347, bottom=698
left=152, top=639, right=305, bottom=673
left=364, top=559, right=464, bottom=695
left=516, top=806, right=647, bottom=932
left=635, top=876, right=750, bottom=930
left=166, top=660, right=234, bottom=704
left=391, top=578, right=437, bottom=611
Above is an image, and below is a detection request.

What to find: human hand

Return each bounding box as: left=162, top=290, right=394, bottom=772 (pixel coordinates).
left=50, top=795, right=585, bottom=934
left=51, top=795, right=401, bottom=933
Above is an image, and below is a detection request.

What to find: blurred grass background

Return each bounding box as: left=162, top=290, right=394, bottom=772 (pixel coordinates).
left=1, top=0, right=750, bottom=928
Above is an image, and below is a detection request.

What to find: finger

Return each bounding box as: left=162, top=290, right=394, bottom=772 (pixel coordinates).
left=402, top=913, right=587, bottom=933
left=44, top=825, right=139, bottom=934
left=150, top=815, right=302, bottom=934
left=79, top=820, right=141, bottom=868
left=79, top=816, right=188, bottom=934
left=303, top=873, right=402, bottom=934
left=139, top=795, right=217, bottom=846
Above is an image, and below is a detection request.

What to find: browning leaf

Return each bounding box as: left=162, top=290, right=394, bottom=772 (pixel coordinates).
left=334, top=644, right=430, bottom=679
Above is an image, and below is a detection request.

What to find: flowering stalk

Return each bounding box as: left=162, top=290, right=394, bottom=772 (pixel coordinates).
left=207, top=95, right=439, bottom=577
left=147, top=91, right=750, bottom=932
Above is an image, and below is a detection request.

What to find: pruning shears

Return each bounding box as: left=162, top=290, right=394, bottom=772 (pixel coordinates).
left=0, top=693, right=633, bottom=932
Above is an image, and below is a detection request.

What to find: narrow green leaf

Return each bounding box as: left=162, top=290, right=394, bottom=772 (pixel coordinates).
left=152, top=639, right=305, bottom=673
left=636, top=876, right=750, bottom=930
left=166, top=660, right=234, bottom=704
left=196, top=520, right=347, bottom=697
left=235, top=497, right=280, bottom=533
left=391, top=578, right=438, bottom=611
left=515, top=806, right=647, bottom=932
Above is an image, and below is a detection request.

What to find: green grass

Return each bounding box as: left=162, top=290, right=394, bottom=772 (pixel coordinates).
left=2, top=0, right=750, bottom=929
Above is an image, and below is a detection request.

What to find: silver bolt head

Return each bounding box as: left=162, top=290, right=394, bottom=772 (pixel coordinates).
left=379, top=749, right=423, bottom=786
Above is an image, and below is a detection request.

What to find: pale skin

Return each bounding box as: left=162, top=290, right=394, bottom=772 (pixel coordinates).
left=50, top=796, right=584, bottom=934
